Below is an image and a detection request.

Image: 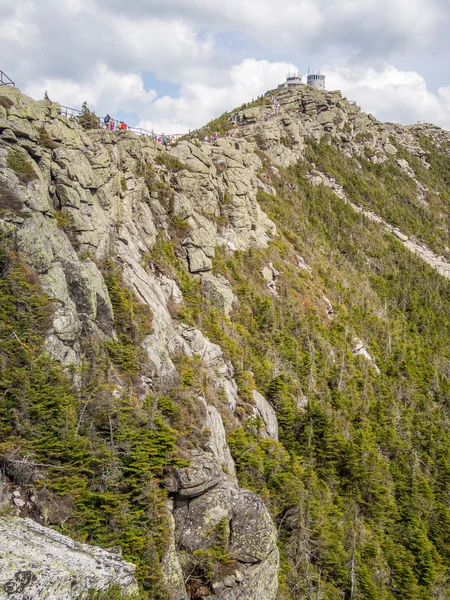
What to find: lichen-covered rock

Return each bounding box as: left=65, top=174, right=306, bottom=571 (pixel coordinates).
left=166, top=451, right=225, bottom=498
left=172, top=454, right=279, bottom=600
left=202, top=401, right=237, bottom=481
left=252, top=390, right=278, bottom=440
left=201, top=274, right=236, bottom=316
left=161, top=504, right=187, bottom=600
left=0, top=516, right=138, bottom=599
left=352, top=337, right=381, bottom=373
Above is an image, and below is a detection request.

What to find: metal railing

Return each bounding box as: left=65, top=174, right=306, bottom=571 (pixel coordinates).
left=60, top=105, right=82, bottom=119
left=0, top=71, right=15, bottom=86
left=59, top=104, right=185, bottom=142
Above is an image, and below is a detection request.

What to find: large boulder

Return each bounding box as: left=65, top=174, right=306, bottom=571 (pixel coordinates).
left=201, top=274, right=236, bottom=316
left=170, top=452, right=279, bottom=600
left=0, top=517, right=138, bottom=599
left=165, top=451, right=225, bottom=498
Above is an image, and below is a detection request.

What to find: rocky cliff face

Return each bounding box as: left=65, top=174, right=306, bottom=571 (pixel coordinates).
left=1, top=83, right=450, bottom=600
left=0, top=86, right=280, bottom=600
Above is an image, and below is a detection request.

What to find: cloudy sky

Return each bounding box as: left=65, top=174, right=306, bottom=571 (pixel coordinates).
left=1, top=0, right=449, bottom=133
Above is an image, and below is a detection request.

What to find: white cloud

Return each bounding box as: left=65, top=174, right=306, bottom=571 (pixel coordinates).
left=1, top=1, right=218, bottom=86
left=2, top=0, right=449, bottom=134
left=95, top=0, right=443, bottom=53
left=326, top=0, right=442, bottom=51
left=325, top=64, right=450, bottom=129
left=136, top=58, right=297, bottom=133
left=25, top=65, right=157, bottom=116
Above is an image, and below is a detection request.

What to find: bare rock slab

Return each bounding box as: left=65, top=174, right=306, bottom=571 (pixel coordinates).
left=0, top=517, right=138, bottom=599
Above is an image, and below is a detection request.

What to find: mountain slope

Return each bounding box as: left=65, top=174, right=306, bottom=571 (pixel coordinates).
left=1, top=84, right=450, bottom=600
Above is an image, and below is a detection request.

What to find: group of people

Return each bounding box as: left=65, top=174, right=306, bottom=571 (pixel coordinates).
left=156, top=135, right=178, bottom=146
left=236, top=114, right=251, bottom=126
left=264, top=96, right=281, bottom=121
left=204, top=131, right=222, bottom=143
left=263, top=110, right=278, bottom=121
left=104, top=114, right=128, bottom=131
left=203, top=130, right=237, bottom=144
left=103, top=113, right=180, bottom=144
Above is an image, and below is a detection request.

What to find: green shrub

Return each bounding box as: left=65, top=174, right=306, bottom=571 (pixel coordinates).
left=154, top=152, right=185, bottom=172
left=6, top=148, right=37, bottom=183
left=81, top=585, right=138, bottom=600
left=171, top=215, right=191, bottom=231
left=53, top=209, right=71, bottom=230
left=102, top=259, right=153, bottom=344
left=234, top=95, right=271, bottom=111
left=105, top=340, right=140, bottom=375
left=37, top=126, right=59, bottom=149
left=76, top=102, right=100, bottom=130
left=135, top=161, right=175, bottom=210
left=52, top=210, right=80, bottom=250
left=303, top=137, right=446, bottom=254
left=199, top=111, right=234, bottom=138
left=0, top=239, right=179, bottom=596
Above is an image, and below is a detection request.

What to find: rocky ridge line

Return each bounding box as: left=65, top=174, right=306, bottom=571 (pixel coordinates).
left=308, top=169, right=450, bottom=279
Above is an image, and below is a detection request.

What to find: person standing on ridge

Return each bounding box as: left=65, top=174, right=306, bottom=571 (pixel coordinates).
left=104, top=113, right=111, bottom=129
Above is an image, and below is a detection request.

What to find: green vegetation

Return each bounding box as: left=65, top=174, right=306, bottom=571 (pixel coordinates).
left=134, top=160, right=175, bottom=210
left=304, top=137, right=449, bottom=255
left=52, top=209, right=80, bottom=250
left=102, top=259, right=153, bottom=377
left=139, top=136, right=450, bottom=598
left=81, top=585, right=138, bottom=600
left=186, top=517, right=238, bottom=598
left=394, top=135, right=450, bottom=212
left=191, top=94, right=270, bottom=140
left=146, top=235, right=203, bottom=322
left=53, top=209, right=71, bottom=230
left=191, top=517, right=235, bottom=578
left=0, top=238, right=185, bottom=598
left=154, top=152, right=186, bottom=172
left=38, top=126, right=59, bottom=149
left=6, top=148, right=37, bottom=183
left=193, top=111, right=234, bottom=140
left=76, top=101, right=100, bottom=130
left=216, top=158, right=450, bottom=600
left=234, top=94, right=272, bottom=111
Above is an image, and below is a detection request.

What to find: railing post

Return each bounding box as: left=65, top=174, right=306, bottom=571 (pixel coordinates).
left=0, top=70, right=14, bottom=86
